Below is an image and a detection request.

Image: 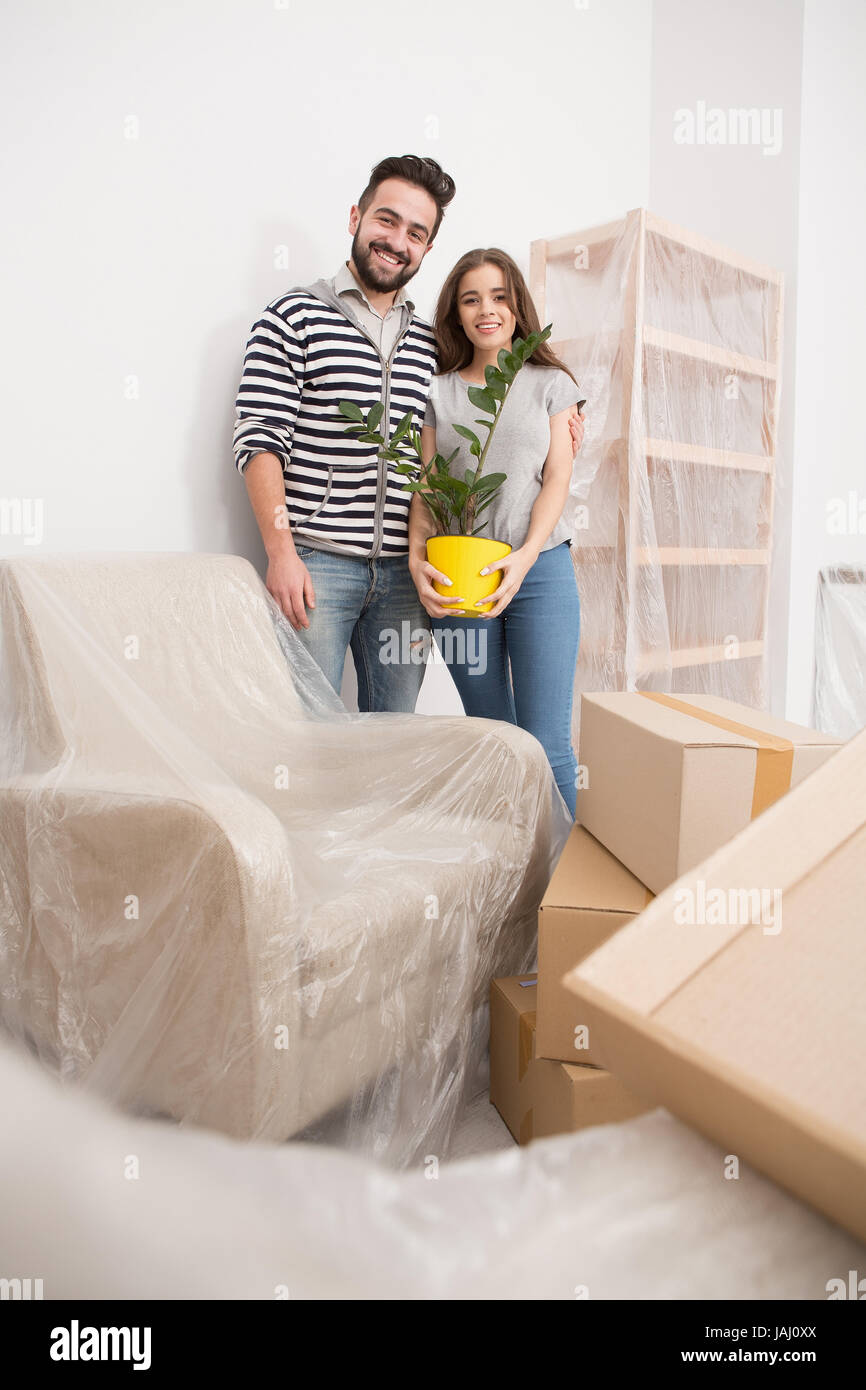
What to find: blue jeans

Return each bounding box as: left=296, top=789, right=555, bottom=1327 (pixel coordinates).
left=293, top=544, right=430, bottom=712
left=432, top=542, right=581, bottom=817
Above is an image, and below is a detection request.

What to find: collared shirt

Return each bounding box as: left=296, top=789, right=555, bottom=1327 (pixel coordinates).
left=331, top=260, right=414, bottom=362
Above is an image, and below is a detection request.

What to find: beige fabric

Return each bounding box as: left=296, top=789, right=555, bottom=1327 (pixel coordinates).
left=0, top=552, right=569, bottom=1162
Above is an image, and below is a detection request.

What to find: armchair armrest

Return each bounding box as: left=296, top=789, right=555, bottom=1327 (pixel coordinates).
left=0, top=779, right=302, bottom=1139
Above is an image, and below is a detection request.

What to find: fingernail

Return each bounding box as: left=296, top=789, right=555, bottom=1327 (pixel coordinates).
left=479, top=567, right=489, bottom=576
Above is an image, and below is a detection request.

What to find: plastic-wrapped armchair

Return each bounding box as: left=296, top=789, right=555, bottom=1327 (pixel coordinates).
left=0, top=553, right=570, bottom=1164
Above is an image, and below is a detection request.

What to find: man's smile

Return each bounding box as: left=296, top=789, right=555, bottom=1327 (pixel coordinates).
left=371, top=245, right=404, bottom=267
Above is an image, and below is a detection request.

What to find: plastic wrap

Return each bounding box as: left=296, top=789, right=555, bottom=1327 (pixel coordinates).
left=3, top=1032, right=864, bottom=1300
left=0, top=551, right=571, bottom=1165
left=539, top=208, right=781, bottom=738
left=813, top=566, right=866, bottom=739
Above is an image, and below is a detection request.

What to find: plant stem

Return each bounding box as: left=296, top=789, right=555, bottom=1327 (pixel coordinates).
left=464, top=381, right=511, bottom=532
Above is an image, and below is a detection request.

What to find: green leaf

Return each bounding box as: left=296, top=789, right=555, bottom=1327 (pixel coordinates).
left=484, top=364, right=508, bottom=390
left=471, top=472, right=507, bottom=493
left=390, top=411, right=413, bottom=443
left=470, top=499, right=497, bottom=520
left=467, top=386, right=497, bottom=415
left=483, top=376, right=507, bottom=401
left=496, top=349, right=515, bottom=382
left=367, top=402, right=384, bottom=432
left=429, top=474, right=464, bottom=497
left=431, top=448, right=461, bottom=475
left=451, top=423, right=482, bottom=453
left=338, top=399, right=364, bottom=423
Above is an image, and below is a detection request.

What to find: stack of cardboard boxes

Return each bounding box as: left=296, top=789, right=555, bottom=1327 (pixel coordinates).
left=491, top=692, right=844, bottom=1161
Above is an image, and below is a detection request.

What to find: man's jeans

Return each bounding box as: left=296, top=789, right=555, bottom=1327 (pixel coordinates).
left=293, top=544, right=429, bottom=712
left=432, top=542, right=581, bottom=817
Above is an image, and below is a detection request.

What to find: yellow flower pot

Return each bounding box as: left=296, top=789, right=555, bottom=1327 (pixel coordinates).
left=426, top=535, right=512, bottom=616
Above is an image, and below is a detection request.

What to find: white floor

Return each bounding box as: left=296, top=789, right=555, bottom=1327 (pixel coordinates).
left=447, top=1091, right=516, bottom=1160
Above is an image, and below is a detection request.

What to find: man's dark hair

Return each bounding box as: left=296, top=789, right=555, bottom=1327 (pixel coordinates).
left=357, top=155, right=456, bottom=245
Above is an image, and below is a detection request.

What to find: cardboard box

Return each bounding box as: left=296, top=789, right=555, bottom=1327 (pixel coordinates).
left=489, top=974, right=538, bottom=1144
left=533, top=1059, right=652, bottom=1138
left=578, top=691, right=841, bottom=893
left=537, top=824, right=653, bottom=1065
left=563, top=724, right=866, bottom=1243
left=490, top=975, right=651, bottom=1144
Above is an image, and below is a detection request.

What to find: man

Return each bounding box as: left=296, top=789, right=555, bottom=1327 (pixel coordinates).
left=233, top=153, right=583, bottom=712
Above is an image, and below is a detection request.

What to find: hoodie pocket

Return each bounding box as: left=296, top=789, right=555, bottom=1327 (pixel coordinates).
left=289, top=465, right=334, bottom=523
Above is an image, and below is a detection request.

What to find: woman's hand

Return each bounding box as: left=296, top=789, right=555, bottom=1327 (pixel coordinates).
left=409, top=555, right=465, bottom=620
left=477, top=546, right=538, bottom=619
left=568, top=405, right=586, bottom=455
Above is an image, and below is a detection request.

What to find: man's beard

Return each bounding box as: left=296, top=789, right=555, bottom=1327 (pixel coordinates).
left=351, top=229, right=416, bottom=294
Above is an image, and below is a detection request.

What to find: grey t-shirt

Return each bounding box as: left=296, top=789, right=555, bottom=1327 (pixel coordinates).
left=422, top=363, right=583, bottom=550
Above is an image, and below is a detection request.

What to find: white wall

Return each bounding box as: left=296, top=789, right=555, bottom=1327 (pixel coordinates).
left=0, top=0, right=652, bottom=711
left=785, top=0, right=866, bottom=724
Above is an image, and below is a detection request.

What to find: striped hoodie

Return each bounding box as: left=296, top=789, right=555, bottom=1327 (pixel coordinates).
left=233, top=280, right=439, bottom=557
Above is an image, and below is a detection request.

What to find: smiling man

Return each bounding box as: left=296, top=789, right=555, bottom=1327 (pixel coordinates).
left=233, top=155, right=453, bottom=711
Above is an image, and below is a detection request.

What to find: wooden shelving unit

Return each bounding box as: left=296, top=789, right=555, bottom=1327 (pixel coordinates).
left=530, top=207, right=784, bottom=703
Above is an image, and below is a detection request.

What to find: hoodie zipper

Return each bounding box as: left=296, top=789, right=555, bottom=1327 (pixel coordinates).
left=315, top=286, right=413, bottom=558
left=374, top=325, right=415, bottom=556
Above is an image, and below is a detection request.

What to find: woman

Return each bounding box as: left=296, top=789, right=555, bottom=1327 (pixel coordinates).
left=409, top=248, right=585, bottom=818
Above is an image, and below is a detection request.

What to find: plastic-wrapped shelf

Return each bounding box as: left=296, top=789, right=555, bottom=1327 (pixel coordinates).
left=813, top=565, right=866, bottom=739
left=530, top=208, right=784, bottom=732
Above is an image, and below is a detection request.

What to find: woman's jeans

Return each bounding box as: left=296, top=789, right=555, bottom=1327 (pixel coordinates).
left=432, top=542, right=581, bottom=817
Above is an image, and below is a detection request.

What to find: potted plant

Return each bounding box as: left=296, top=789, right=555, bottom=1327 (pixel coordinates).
left=339, top=325, right=554, bottom=615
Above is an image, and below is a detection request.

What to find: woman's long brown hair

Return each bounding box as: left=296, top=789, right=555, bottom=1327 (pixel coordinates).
left=432, top=247, right=580, bottom=387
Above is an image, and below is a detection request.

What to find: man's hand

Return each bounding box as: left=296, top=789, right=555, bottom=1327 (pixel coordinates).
left=568, top=405, right=586, bottom=455
left=409, top=556, right=465, bottom=620
left=266, top=547, right=316, bottom=630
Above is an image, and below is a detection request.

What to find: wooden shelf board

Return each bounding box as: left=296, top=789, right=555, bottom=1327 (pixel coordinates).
left=549, top=329, right=777, bottom=380
left=645, top=439, right=773, bottom=474
left=635, top=639, right=765, bottom=673
left=534, top=219, right=625, bottom=261
left=644, top=211, right=783, bottom=285
left=643, top=325, right=777, bottom=378
left=635, top=547, right=770, bottom=566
